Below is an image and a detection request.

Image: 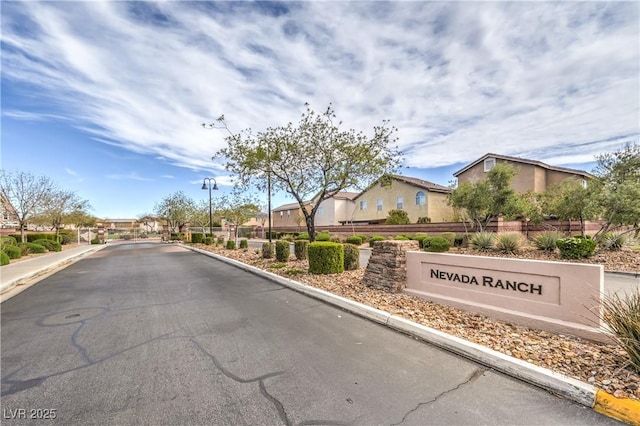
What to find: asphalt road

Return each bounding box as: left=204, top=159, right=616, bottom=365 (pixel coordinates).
left=1, top=243, right=621, bottom=425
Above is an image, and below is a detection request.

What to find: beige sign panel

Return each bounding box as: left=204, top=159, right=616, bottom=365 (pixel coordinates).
left=406, top=252, right=605, bottom=341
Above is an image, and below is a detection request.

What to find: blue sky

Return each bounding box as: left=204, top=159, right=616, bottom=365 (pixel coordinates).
left=1, top=1, right=638, bottom=219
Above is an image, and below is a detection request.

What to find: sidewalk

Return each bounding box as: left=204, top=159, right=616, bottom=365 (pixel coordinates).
left=0, top=243, right=107, bottom=299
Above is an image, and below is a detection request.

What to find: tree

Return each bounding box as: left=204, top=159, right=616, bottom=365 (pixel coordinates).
left=189, top=200, right=213, bottom=235
left=217, top=191, right=260, bottom=243
left=32, top=189, right=92, bottom=239
left=0, top=171, right=57, bottom=242
left=540, top=178, right=597, bottom=237
left=591, top=143, right=640, bottom=237
left=215, top=103, right=401, bottom=241
left=447, top=163, right=527, bottom=231
left=154, top=191, right=196, bottom=233
left=137, top=214, right=159, bottom=234
left=385, top=209, right=410, bottom=224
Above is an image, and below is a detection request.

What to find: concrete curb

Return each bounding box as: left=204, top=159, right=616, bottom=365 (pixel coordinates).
left=0, top=245, right=107, bottom=296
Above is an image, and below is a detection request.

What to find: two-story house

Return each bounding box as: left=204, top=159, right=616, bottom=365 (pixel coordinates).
left=351, top=174, right=453, bottom=224
left=314, top=192, right=359, bottom=226
left=453, top=153, right=593, bottom=193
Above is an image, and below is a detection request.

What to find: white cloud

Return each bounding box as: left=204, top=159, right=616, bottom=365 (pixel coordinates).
left=1, top=1, right=638, bottom=174
left=106, top=172, right=154, bottom=182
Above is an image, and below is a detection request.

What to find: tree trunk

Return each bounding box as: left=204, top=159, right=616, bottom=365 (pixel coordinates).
left=306, top=215, right=316, bottom=242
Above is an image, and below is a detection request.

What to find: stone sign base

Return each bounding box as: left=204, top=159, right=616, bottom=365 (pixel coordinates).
left=406, top=252, right=608, bottom=342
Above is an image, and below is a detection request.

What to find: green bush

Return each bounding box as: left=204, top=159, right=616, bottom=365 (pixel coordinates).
left=600, top=232, right=627, bottom=251
left=369, top=235, right=386, bottom=247
left=556, top=236, right=596, bottom=259
left=226, top=240, right=236, bottom=250
left=294, top=240, right=308, bottom=260
left=296, top=232, right=310, bottom=240
left=345, top=236, right=363, bottom=246
left=1, top=236, right=17, bottom=246
left=308, top=242, right=344, bottom=275
left=393, top=235, right=409, bottom=241
left=191, top=233, right=204, bottom=244
left=170, top=233, right=185, bottom=241
left=470, top=232, right=496, bottom=251
left=495, top=233, right=522, bottom=254
left=280, top=234, right=295, bottom=242
left=534, top=231, right=563, bottom=251
left=239, top=239, right=249, bottom=249
left=204, top=237, right=214, bottom=245
left=1, top=251, right=9, bottom=266
left=2, top=245, right=22, bottom=259
left=33, top=239, right=62, bottom=252
left=453, top=236, right=464, bottom=247
left=356, top=234, right=368, bottom=243
left=285, top=268, right=305, bottom=276
left=438, top=232, right=455, bottom=245
left=343, top=243, right=360, bottom=270
left=122, top=234, right=133, bottom=240
left=600, top=290, right=640, bottom=372
left=25, top=233, right=56, bottom=243
left=58, top=230, right=74, bottom=245
left=262, top=242, right=275, bottom=259
left=416, top=217, right=431, bottom=223
left=275, top=240, right=290, bottom=262
left=217, top=236, right=225, bottom=245
left=385, top=209, right=410, bottom=225
left=268, top=263, right=286, bottom=269
left=423, top=236, right=450, bottom=252
left=20, top=242, right=46, bottom=253
left=315, top=231, right=331, bottom=242
left=91, top=238, right=101, bottom=245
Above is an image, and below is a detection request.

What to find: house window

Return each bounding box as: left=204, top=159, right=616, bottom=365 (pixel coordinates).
left=287, top=210, right=291, bottom=217
left=359, top=201, right=367, bottom=211
left=317, top=207, right=324, bottom=215
left=279, top=211, right=283, bottom=219
left=397, top=196, right=404, bottom=210
left=484, top=157, right=496, bottom=172
left=377, top=199, right=383, bottom=212
left=582, top=179, right=587, bottom=189
left=416, top=191, right=426, bottom=206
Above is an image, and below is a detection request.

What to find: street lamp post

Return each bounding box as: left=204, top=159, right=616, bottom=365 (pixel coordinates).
left=201, top=178, right=219, bottom=237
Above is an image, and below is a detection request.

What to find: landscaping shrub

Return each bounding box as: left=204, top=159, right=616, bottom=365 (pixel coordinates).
left=275, top=240, right=290, bottom=262
left=280, top=234, right=295, bottom=242
left=25, top=233, right=56, bottom=243
left=58, top=230, right=74, bottom=245
left=1, top=251, right=9, bottom=266
left=385, top=209, right=410, bottom=225
left=308, top=242, right=344, bottom=274
left=296, top=232, right=310, bottom=240
left=356, top=234, right=368, bottom=243
left=91, top=238, right=101, bottom=245
left=393, top=235, right=409, bottom=240
left=315, top=231, right=331, bottom=242
left=294, top=240, right=308, bottom=260
left=600, top=289, right=640, bottom=372
left=1, top=236, right=17, bottom=246
left=226, top=240, right=236, bottom=250
left=416, top=217, right=431, bottom=223
left=423, top=236, right=450, bottom=252
left=285, top=268, right=305, bottom=276
left=2, top=245, right=21, bottom=259
left=534, top=231, right=563, bottom=251
left=21, top=242, right=46, bottom=253
left=600, top=232, right=627, bottom=251
left=262, top=242, right=275, bottom=259
left=419, top=236, right=432, bottom=249
left=33, top=239, right=62, bottom=252
left=453, top=235, right=465, bottom=247
left=204, top=237, right=214, bottom=245
left=556, top=236, right=596, bottom=259
left=268, top=263, right=286, bottom=269
left=239, top=239, right=249, bottom=249
left=343, top=243, right=360, bottom=270
left=170, top=233, right=185, bottom=241
left=495, top=233, right=522, bottom=254
left=122, top=234, right=133, bottom=240
left=345, top=236, right=363, bottom=246
left=369, top=235, right=385, bottom=247
left=191, top=233, right=204, bottom=244
left=439, top=232, right=456, bottom=245
left=217, top=236, right=225, bottom=245
left=470, top=232, right=496, bottom=251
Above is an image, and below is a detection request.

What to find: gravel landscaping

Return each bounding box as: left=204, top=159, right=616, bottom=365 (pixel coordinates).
left=193, top=243, right=640, bottom=401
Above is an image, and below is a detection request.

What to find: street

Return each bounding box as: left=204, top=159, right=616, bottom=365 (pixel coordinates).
left=1, top=243, right=620, bottom=425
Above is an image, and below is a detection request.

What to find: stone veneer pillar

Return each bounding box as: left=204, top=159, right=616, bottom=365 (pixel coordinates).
left=362, top=240, right=419, bottom=293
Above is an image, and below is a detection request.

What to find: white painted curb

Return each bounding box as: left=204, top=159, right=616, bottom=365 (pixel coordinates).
left=187, top=246, right=597, bottom=409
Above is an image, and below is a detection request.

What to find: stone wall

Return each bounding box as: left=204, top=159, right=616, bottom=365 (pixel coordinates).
left=362, top=240, right=419, bottom=293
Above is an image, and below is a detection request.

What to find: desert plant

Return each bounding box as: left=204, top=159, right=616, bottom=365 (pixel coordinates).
left=345, top=236, right=363, bottom=246
left=33, top=239, right=62, bottom=252
left=600, top=290, right=640, bottom=372
left=453, top=235, right=465, bottom=247
left=217, top=236, right=225, bottom=245
left=495, top=233, right=522, bottom=254
left=285, top=268, right=305, bottom=276
left=204, top=237, right=214, bottom=245
left=295, top=232, right=310, bottom=240
left=275, top=240, right=290, bottom=262
left=226, top=240, right=236, bottom=250
left=600, top=232, right=627, bottom=251
left=439, top=232, right=456, bottom=245
left=2, top=245, right=22, bottom=259
left=262, top=242, right=275, bottom=259
left=191, top=233, right=204, bottom=244
left=0, top=236, right=17, bottom=246
left=423, top=236, right=450, bottom=252
left=268, top=263, right=287, bottom=269
left=239, top=239, right=249, bottom=249
left=470, top=232, right=496, bottom=251
left=556, top=236, right=596, bottom=259
left=369, top=235, right=385, bottom=247
left=294, top=240, right=308, bottom=260
left=316, top=231, right=331, bottom=241
left=308, top=242, right=344, bottom=274
left=0, top=251, right=9, bottom=266
left=343, top=243, right=360, bottom=270
left=534, top=231, right=564, bottom=251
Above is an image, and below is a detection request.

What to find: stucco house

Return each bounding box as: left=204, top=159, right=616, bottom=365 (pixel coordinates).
left=314, top=192, right=359, bottom=226
left=272, top=201, right=313, bottom=230
left=350, top=174, right=453, bottom=224
left=453, top=153, right=593, bottom=193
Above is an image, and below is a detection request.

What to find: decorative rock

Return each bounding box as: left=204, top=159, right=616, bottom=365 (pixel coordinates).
left=362, top=240, right=419, bottom=293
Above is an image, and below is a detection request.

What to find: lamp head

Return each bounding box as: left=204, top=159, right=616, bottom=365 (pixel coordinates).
left=201, top=182, right=207, bottom=190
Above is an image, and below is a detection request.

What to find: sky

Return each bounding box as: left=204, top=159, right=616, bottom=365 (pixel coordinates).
left=1, top=1, right=638, bottom=219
